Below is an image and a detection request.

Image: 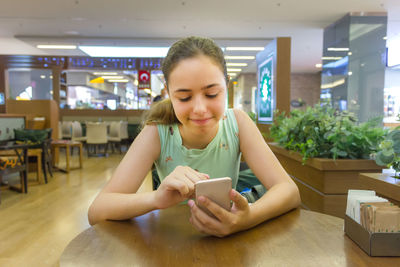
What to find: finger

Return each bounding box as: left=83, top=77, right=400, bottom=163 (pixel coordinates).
left=184, top=167, right=209, bottom=183
left=178, top=175, right=196, bottom=197
left=230, top=189, right=249, bottom=210
left=165, top=179, right=190, bottom=196
left=197, top=196, right=231, bottom=222
left=189, top=205, right=219, bottom=236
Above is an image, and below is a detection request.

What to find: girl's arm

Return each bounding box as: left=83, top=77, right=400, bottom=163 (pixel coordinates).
left=88, top=125, right=161, bottom=225
left=234, top=109, right=301, bottom=228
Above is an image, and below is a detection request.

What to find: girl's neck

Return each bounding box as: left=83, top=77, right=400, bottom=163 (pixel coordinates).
left=178, top=124, right=219, bottom=149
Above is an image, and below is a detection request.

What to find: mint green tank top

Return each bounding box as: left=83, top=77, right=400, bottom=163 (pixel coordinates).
left=155, top=109, right=242, bottom=189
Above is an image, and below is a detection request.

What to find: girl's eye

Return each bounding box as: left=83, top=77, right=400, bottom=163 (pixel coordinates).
left=206, top=94, right=218, bottom=98
left=179, top=96, right=191, bottom=102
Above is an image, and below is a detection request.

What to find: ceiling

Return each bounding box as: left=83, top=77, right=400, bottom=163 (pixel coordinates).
left=0, top=0, right=399, bottom=74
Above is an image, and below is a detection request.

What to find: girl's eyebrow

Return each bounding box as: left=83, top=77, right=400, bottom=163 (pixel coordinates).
left=174, top=83, right=221, bottom=93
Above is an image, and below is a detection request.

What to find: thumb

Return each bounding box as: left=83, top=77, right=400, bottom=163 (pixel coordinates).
left=230, top=189, right=248, bottom=210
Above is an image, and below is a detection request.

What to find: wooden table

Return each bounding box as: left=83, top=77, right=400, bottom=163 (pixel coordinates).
left=359, top=172, right=400, bottom=206
left=60, top=205, right=399, bottom=266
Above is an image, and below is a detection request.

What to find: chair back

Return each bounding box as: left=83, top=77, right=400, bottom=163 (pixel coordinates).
left=58, top=121, right=62, bottom=139
left=120, top=121, right=129, bottom=140
left=109, top=121, right=121, bottom=139
left=86, top=122, right=108, bottom=144
left=61, top=121, right=72, bottom=139
left=72, top=121, right=84, bottom=138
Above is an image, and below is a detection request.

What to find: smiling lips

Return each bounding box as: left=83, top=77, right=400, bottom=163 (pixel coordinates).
left=190, top=117, right=212, bottom=125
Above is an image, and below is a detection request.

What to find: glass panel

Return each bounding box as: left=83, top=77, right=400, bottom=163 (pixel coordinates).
left=321, top=14, right=387, bottom=122
left=8, top=69, right=53, bottom=100
left=61, top=70, right=164, bottom=110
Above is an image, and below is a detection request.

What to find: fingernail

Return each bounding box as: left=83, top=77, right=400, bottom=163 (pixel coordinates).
left=188, top=200, right=194, bottom=207
left=198, top=196, right=206, bottom=203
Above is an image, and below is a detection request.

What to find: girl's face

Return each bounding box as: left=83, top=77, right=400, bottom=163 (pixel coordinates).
left=168, top=55, right=227, bottom=134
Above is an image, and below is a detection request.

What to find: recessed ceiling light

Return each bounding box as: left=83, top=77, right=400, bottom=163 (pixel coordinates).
left=93, top=72, right=118, bottom=75
left=37, top=45, right=77, bottom=49
left=227, top=68, right=242, bottom=72
left=226, top=63, right=248, bottom=67
left=102, top=76, right=124, bottom=79
left=327, top=47, right=349, bottom=51
left=79, top=46, right=169, bottom=57
left=226, top=47, right=264, bottom=51
left=107, top=79, right=129, bottom=83
left=224, top=56, right=255, bottom=60
left=315, top=63, right=322, bottom=68
left=322, top=57, right=343, bottom=60
left=64, top=31, right=80, bottom=35
left=228, top=73, right=237, bottom=77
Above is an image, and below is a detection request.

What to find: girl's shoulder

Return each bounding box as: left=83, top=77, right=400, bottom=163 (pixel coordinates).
left=231, top=108, right=248, bottom=126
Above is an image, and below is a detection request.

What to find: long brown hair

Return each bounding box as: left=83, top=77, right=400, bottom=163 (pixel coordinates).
left=143, top=36, right=228, bottom=126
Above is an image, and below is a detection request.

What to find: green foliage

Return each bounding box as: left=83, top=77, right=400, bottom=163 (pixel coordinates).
left=374, top=128, right=400, bottom=177
left=269, top=104, right=387, bottom=162
left=247, top=111, right=257, bottom=123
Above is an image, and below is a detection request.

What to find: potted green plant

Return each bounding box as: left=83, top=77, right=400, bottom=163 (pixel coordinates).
left=374, top=128, right=400, bottom=178
left=267, top=104, right=387, bottom=218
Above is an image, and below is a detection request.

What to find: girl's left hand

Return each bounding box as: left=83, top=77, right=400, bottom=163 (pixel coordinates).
left=187, top=189, right=250, bottom=237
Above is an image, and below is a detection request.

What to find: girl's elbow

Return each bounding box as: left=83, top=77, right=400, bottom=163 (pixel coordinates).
left=87, top=203, right=99, bottom=226
left=291, top=183, right=301, bottom=207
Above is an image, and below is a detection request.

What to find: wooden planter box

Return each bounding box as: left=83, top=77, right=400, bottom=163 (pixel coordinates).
left=359, top=172, right=400, bottom=206
left=268, top=143, right=384, bottom=218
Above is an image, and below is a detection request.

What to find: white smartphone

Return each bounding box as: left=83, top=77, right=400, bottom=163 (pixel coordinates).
left=195, top=177, right=232, bottom=218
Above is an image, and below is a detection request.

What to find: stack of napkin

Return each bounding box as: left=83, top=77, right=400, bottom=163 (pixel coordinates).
left=346, top=190, right=400, bottom=233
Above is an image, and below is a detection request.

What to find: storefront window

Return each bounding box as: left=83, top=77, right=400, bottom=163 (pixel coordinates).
left=8, top=69, right=53, bottom=100
left=62, top=70, right=164, bottom=110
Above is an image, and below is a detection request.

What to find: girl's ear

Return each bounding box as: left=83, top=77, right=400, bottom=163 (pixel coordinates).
left=164, top=82, right=169, bottom=95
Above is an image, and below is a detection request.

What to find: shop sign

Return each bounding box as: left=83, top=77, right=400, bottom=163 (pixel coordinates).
left=138, top=70, right=151, bottom=90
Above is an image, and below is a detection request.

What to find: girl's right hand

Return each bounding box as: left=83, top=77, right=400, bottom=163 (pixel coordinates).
left=154, top=166, right=209, bottom=209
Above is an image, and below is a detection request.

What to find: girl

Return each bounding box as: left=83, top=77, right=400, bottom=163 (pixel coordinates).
left=88, top=36, right=300, bottom=237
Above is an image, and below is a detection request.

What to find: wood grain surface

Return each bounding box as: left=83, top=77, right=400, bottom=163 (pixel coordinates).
left=60, top=206, right=399, bottom=267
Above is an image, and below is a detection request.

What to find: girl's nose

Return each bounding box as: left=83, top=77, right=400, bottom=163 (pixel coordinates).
left=193, top=97, right=207, bottom=114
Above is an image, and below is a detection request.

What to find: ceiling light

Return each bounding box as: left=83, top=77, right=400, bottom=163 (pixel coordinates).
left=327, top=47, right=349, bottom=51
left=37, top=45, right=77, bottom=49
left=348, top=52, right=352, bottom=56
left=226, top=47, right=264, bottom=51
left=322, top=56, right=343, bottom=60
left=102, top=76, right=124, bottom=79
left=224, top=56, right=255, bottom=60
left=228, top=73, right=237, bottom=77
left=64, top=31, right=80, bottom=35
left=383, top=36, right=387, bottom=40
left=226, top=63, right=248, bottom=67
left=93, top=72, right=118, bottom=76
left=107, top=79, right=129, bottom=83
left=79, top=46, right=169, bottom=58
left=227, top=68, right=242, bottom=72
left=315, top=63, right=322, bottom=68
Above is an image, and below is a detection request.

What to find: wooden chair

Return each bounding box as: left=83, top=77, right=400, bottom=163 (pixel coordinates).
left=26, top=128, right=53, bottom=184
left=61, top=121, right=73, bottom=139
left=71, top=121, right=87, bottom=143
left=86, top=122, right=108, bottom=157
